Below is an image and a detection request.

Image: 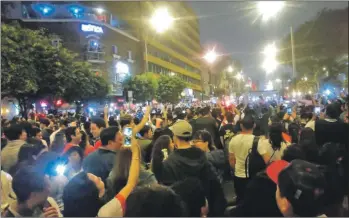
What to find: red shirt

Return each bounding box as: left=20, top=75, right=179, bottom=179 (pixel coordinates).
left=94, top=140, right=102, bottom=149
left=62, top=143, right=75, bottom=154
left=84, top=145, right=96, bottom=157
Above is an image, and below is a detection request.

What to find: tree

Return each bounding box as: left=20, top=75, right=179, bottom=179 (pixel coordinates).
left=156, top=75, right=185, bottom=104
left=278, top=7, right=348, bottom=86
left=1, top=22, right=109, bottom=117
left=123, top=72, right=157, bottom=102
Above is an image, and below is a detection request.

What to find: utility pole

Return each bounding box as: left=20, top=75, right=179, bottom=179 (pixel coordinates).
left=290, top=26, right=296, bottom=79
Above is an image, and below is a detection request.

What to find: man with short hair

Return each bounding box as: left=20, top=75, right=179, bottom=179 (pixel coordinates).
left=2, top=166, right=62, bottom=217
left=90, top=118, right=107, bottom=149
left=49, top=119, right=68, bottom=146
left=193, top=106, right=218, bottom=141
left=62, top=127, right=82, bottom=154
left=152, top=120, right=226, bottom=216
left=138, top=125, right=153, bottom=162
left=40, top=118, right=52, bottom=146
left=228, top=115, right=270, bottom=204
left=267, top=159, right=327, bottom=217
left=1, top=124, right=27, bottom=172
left=306, top=103, right=349, bottom=147
left=82, top=126, right=123, bottom=181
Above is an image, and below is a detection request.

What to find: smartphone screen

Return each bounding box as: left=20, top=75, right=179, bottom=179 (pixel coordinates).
left=123, top=127, right=132, bottom=147
left=314, top=107, right=321, bottom=115
left=287, top=108, right=292, bottom=115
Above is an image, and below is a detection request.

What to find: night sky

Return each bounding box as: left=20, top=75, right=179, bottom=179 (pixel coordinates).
left=190, top=1, right=348, bottom=84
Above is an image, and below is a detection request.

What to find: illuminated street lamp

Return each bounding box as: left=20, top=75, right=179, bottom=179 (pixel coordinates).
left=203, top=49, right=218, bottom=64
left=275, top=78, right=282, bottom=83
left=150, top=8, right=174, bottom=33
left=257, top=1, right=285, bottom=22
left=262, top=42, right=278, bottom=59
left=262, top=58, right=279, bottom=74
left=227, top=66, right=234, bottom=73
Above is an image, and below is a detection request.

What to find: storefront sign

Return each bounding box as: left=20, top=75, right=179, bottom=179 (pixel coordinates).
left=81, top=24, right=103, bottom=33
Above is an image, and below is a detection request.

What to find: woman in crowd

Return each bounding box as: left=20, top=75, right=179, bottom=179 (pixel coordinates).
left=79, top=130, right=95, bottom=157
left=104, top=147, right=157, bottom=202
left=264, top=123, right=290, bottom=162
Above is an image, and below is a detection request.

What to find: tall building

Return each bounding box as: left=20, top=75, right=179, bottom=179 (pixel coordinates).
left=3, top=1, right=203, bottom=100
left=99, top=1, right=203, bottom=97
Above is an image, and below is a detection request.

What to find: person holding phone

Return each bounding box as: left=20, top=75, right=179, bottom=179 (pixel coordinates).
left=98, top=131, right=141, bottom=217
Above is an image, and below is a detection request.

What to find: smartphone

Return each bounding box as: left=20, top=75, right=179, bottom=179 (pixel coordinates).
left=287, top=108, right=292, bottom=115
left=123, top=127, right=132, bottom=147
left=314, top=107, right=321, bottom=115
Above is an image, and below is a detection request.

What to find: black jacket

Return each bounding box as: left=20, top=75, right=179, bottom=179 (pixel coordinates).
left=152, top=146, right=227, bottom=216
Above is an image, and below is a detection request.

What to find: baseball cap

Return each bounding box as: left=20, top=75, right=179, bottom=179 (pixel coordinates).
left=267, top=159, right=326, bottom=216
left=169, top=120, right=192, bottom=137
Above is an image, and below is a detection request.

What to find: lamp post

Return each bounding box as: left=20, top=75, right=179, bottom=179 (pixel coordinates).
left=141, top=6, right=174, bottom=72
left=203, top=49, right=218, bottom=97
left=257, top=1, right=296, bottom=79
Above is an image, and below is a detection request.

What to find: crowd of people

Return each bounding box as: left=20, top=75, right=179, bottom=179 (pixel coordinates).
left=1, top=93, right=348, bottom=217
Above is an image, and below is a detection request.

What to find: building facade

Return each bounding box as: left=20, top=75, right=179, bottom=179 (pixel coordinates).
left=3, top=1, right=204, bottom=99
left=97, top=1, right=204, bottom=97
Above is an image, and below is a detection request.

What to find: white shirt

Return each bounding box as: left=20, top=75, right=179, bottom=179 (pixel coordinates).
left=305, top=118, right=338, bottom=131
left=262, top=139, right=289, bottom=162
left=50, top=128, right=62, bottom=145
left=229, top=134, right=269, bottom=178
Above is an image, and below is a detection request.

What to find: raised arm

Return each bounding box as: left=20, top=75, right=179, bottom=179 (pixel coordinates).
left=133, top=106, right=151, bottom=135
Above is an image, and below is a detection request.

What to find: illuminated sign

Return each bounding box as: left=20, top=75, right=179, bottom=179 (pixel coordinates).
left=81, top=24, right=103, bottom=33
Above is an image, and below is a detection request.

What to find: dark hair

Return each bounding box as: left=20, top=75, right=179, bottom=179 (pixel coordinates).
left=59, top=119, right=69, bottom=127
left=100, top=126, right=120, bottom=146
left=288, top=122, right=300, bottom=144
left=12, top=166, right=47, bottom=203
left=63, top=172, right=102, bottom=217
left=125, top=185, right=186, bottom=217
left=299, top=140, right=319, bottom=163
left=65, top=146, right=84, bottom=160
left=226, top=112, right=234, bottom=123
left=107, top=148, right=132, bottom=197
left=176, top=135, right=192, bottom=142
left=91, top=117, right=106, bottom=129
left=4, top=124, right=25, bottom=140
left=282, top=144, right=306, bottom=162
left=186, top=113, right=194, bottom=121
left=241, top=115, right=255, bottom=130
left=269, top=123, right=283, bottom=150
left=299, top=127, right=316, bottom=145
left=39, top=118, right=50, bottom=126
left=19, top=122, right=33, bottom=137
left=65, top=127, right=77, bottom=143
left=27, top=137, right=45, bottom=147
left=318, top=143, right=348, bottom=196
left=326, top=104, right=339, bottom=119
left=30, top=127, right=41, bottom=138
left=193, top=130, right=214, bottom=151
left=139, top=125, right=151, bottom=137
left=201, top=106, right=210, bottom=116
left=171, top=178, right=205, bottom=217
left=120, top=115, right=133, bottom=128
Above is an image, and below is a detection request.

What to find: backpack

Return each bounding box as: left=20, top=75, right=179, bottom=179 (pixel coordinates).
left=245, top=136, right=266, bottom=178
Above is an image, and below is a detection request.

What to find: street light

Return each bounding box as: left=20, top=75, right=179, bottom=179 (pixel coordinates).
left=275, top=78, right=282, bottom=83
left=262, top=42, right=278, bottom=59
left=144, top=7, right=174, bottom=72
left=203, top=49, right=218, bottom=64
left=150, top=8, right=174, bottom=33
left=257, top=1, right=285, bottom=22
left=262, top=58, right=279, bottom=74
left=227, top=66, right=234, bottom=73
left=262, top=42, right=279, bottom=74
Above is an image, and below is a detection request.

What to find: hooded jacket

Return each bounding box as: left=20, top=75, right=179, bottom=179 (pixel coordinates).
left=152, top=146, right=226, bottom=216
